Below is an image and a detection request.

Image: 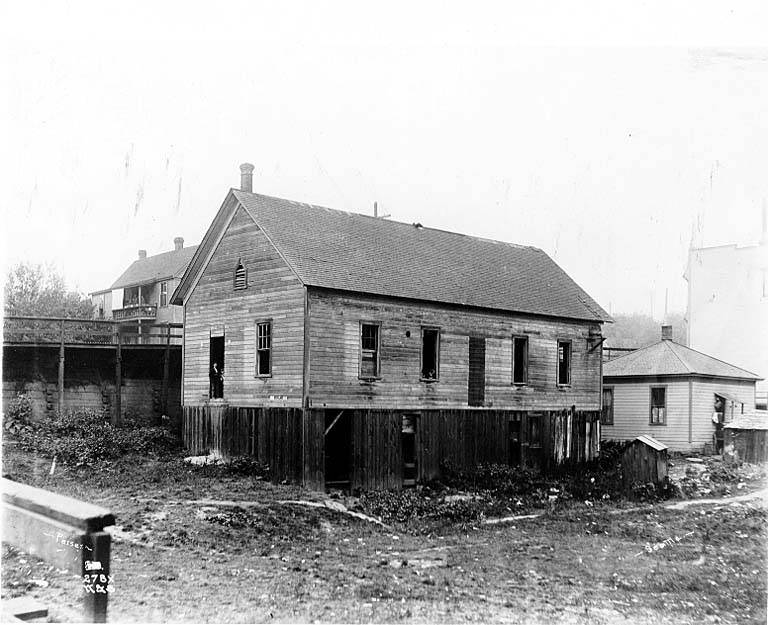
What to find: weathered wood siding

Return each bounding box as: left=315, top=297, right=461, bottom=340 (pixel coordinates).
left=724, top=429, right=768, bottom=464
left=601, top=379, right=692, bottom=451
left=307, top=289, right=602, bottom=411
left=183, top=206, right=305, bottom=406
left=603, top=376, right=757, bottom=452
left=621, top=442, right=669, bottom=492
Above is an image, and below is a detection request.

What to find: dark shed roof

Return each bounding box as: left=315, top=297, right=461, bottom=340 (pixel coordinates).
left=603, top=340, right=762, bottom=381
left=110, top=245, right=198, bottom=290
left=224, top=190, right=610, bottom=322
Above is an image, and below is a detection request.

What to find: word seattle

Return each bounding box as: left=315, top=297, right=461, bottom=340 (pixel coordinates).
left=635, top=531, right=694, bottom=557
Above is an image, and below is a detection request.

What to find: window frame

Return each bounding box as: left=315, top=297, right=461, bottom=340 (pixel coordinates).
left=649, top=385, right=667, bottom=426
left=601, top=386, right=614, bottom=425
left=255, top=320, right=273, bottom=378
left=358, top=321, right=381, bottom=380
left=511, top=335, right=529, bottom=385
left=234, top=260, right=248, bottom=291
left=420, top=326, right=441, bottom=382
left=159, top=281, right=168, bottom=307
left=556, top=340, right=572, bottom=387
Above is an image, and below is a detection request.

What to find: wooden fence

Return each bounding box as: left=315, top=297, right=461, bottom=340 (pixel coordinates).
left=724, top=428, right=768, bottom=464
left=183, top=405, right=601, bottom=491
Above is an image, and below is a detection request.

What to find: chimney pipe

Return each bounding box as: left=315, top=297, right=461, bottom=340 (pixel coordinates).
left=138, top=249, right=147, bottom=260
left=661, top=325, right=673, bottom=341
left=240, top=163, right=254, bottom=193
left=174, top=237, right=184, bottom=251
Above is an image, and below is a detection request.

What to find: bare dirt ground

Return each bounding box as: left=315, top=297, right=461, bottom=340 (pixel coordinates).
left=2, top=446, right=766, bottom=624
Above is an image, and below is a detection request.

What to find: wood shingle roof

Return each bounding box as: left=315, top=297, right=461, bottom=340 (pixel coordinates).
left=229, top=190, right=610, bottom=322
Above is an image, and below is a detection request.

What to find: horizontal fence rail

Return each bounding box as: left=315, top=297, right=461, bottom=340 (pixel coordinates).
left=3, top=316, right=182, bottom=346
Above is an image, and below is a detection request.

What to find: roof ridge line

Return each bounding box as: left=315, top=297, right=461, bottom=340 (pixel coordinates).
left=669, top=340, right=762, bottom=377
left=664, top=340, right=692, bottom=373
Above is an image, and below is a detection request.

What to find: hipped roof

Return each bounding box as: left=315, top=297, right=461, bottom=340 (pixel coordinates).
left=603, top=339, right=762, bottom=381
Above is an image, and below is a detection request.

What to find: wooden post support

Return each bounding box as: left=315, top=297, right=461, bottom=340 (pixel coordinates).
left=57, top=319, right=65, bottom=415
left=113, top=326, right=122, bottom=427
left=161, top=324, right=171, bottom=422
left=81, top=531, right=111, bottom=623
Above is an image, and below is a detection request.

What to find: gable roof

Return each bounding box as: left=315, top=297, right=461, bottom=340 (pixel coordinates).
left=603, top=340, right=762, bottom=381
left=171, top=189, right=609, bottom=322
left=110, top=245, right=199, bottom=290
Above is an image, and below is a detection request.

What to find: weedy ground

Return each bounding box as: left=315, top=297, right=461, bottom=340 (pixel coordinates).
left=1, top=444, right=766, bottom=624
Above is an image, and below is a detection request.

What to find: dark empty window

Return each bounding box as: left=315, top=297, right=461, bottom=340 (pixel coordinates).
left=360, top=323, right=380, bottom=379
left=650, top=386, right=666, bottom=425
left=557, top=341, right=571, bottom=386
left=601, top=387, right=614, bottom=425
left=159, top=281, right=168, bottom=307
left=512, top=336, right=528, bottom=384
left=421, top=328, right=440, bottom=380
left=234, top=261, right=247, bottom=290
left=256, top=322, right=272, bottom=376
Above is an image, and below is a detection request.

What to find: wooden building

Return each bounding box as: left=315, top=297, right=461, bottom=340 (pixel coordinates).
left=172, top=163, right=611, bottom=490
left=90, top=238, right=197, bottom=344
left=723, top=414, right=768, bottom=464
left=602, top=325, right=762, bottom=453
left=621, top=435, right=669, bottom=493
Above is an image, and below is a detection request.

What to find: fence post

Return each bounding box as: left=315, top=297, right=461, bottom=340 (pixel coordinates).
left=57, top=320, right=65, bottom=415
left=161, top=324, right=170, bottom=423
left=113, top=326, right=122, bottom=427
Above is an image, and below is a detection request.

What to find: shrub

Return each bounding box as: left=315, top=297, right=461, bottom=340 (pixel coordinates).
left=14, top=408, right=180, bottom=466
left=3, top=393, right=34, bottom=435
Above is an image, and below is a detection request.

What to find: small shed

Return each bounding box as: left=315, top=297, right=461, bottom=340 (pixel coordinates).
left=622, top=435, right=669, bottom=492
left=723, top=414, right=768, bottom=464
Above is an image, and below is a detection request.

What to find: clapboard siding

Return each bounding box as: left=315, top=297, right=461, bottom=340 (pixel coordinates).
left=308, top=289, right=601, bottom=411
left=183, top=206, right=305, bottom=406
left=601, top=380, right=692, bottom=450
left=602, top=376, right=758, bottom=452
left=691, top=378, right=756, bottom=446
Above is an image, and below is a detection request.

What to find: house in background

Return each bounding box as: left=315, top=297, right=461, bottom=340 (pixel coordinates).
left=601, top=325, right=762, bottom=453
left=90, top=237, right=197, bottom=343
left=684, top=208, right=768, bottom=407
left=171, top=163, right=611, bottom=491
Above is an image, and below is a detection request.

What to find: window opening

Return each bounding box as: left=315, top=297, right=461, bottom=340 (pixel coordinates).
left=359, top=323, right=380, bottom=378
left=421, top=328, right=440, bottom=380
left=512, top=336, right=528, bottom=384
left=256, top=322, right=272, bottom=376
left=557, top=341, right=571, bottom=385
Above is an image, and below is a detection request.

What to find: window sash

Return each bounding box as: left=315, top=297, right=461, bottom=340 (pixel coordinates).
left=359, top=323, right=380, bottom=378
left=601, top=387, right=614, bottom=425
left=649, top=387, right=666, bottom=424
left=159, top=281, right=168, bottom=307
left=256, top=322, right=272, bottom=376
left=557, top=341, right=571, bottom=385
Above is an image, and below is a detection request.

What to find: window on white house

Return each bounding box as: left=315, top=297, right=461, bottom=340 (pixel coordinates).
left=256, top=322, right=272, bottom=376
left=557, top=341, right=571, bottom=386
left=650, top=386, right=666, bottom=425
left=512, top=336, right=528, bottom=384
left=601, top=387, right=614, bottom=425
left=159, top=281, right=168, bottom=307
left=421, top=328, right=440, bottom=381
left=234, top=261, right=247, bottom=290
left=360, top=323, right=380, bottom=379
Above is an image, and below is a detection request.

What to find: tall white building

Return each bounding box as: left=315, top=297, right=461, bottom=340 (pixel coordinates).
left=684, top=213, right=768, bottom=404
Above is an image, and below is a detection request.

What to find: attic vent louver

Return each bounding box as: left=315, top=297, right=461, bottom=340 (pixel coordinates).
left=234, top=261, right=247, bottom=290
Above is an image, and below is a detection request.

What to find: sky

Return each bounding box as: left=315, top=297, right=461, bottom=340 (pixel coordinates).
left=2, top=1, right=768, bottom=319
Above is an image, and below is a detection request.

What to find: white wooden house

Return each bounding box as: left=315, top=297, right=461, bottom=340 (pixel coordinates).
left=601, top=325, right=762, bottom=453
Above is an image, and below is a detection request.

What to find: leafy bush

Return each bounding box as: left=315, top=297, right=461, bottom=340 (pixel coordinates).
left=3, top=393, right=34, bottom=435
left=14, top=408, right=180, bottom=466
left=188, top=455, right=271, bottom=479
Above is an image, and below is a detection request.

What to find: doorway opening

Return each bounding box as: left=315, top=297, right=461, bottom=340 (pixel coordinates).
left=209, top=335, right=224, bottom=399
left=324, top=410, right=352, bottom=489
left=402, top=414, right=418, bottom=487
left=509, top=414, right=522, bottom=467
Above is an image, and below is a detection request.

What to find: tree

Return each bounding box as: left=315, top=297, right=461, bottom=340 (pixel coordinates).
left=603, top=311, right=687, bottom=348
left=4, top=262, right=94, bottom=318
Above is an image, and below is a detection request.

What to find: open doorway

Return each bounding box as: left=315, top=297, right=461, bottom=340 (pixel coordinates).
left=402, top=414, right=418, bottom=487
left=209, top=336, right=224, bottom=399
left=324, top=410, right=352, bottom=489
left=508, top=414, right=522, bottom=467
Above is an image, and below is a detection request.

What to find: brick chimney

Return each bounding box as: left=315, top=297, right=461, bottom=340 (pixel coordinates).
left=138, top=249, right=147, bottom=260
left=174, top=237, right=184, bottom=251
left=661, top=325, right=673, bottom=341
left=240, top=163, right=255, bottom=193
